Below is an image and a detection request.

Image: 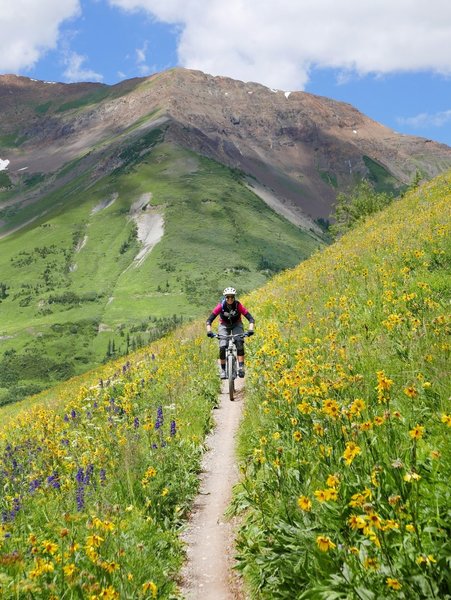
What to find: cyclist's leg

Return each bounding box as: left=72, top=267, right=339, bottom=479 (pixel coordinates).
left=232, top=323, right=246, bottom=376
left=218, top=324, right=228, bottom=378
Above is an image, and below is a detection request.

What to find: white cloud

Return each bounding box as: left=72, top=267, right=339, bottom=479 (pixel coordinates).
left=0, top=0, right=80, bottom=72
left=135, top=41, right=152, bottom=75
left=108, top=0, right=451, bottom=90
left=61, top=50, right=103, bottom=82
left=397, top=109, right=451, bottom=129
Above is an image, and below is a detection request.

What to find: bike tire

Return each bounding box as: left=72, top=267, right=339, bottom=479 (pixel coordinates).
left=228, top=354, right=235, bottom=401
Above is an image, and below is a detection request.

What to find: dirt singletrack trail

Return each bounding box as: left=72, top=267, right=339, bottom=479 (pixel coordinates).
left=179, top=378, right=246, bottom=600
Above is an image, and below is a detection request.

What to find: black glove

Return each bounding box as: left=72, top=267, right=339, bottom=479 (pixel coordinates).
left=247, top=330, right=254, bottom=336
left=207, top=331, right=215, bottom=338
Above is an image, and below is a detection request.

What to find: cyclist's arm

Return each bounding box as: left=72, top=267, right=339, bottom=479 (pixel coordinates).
left=206, top=304, right=221, bottom=333
left=238, top=302, right=255, bottom=331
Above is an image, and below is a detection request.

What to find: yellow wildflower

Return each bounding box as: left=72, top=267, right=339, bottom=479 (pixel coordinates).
left=313, top=423, right=324, bottom=436
left=404, top=472, right=421, bottom=483
left=386, top=577, right=402, bottom=590
left=404, top=386, right=418, bottom=398
left=342, top=442, right=361, bottom=465
left=41, top=540, right=58, bottom=555
left=142, top=581, right=158, bottom=598
left=416, top=554, right=436, bottom=566
left=409, top=425, right=425, bottom=440
left=326, top=474, right=340, bottom=488
left=348, top=514, right=366, bottom=530
left=86, top=535, right=104, bottom=548
left=363, top=557, right=379, bottom=570
left=63, top=563, right=77, bottom=577
left=314, top=489, right=328, bottom=502
left=316, top=535, right=336, bottom=552
left=297, top=496, right=312, bottom=511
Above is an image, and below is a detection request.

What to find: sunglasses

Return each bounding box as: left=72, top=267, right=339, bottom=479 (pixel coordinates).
left=225, top=295, right=235, bottom=299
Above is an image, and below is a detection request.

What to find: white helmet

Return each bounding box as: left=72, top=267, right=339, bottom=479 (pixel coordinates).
left=223, top=287, right=236, bottom=296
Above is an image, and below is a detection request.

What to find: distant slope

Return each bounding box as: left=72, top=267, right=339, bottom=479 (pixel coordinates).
left=0, top=140, right=322, bottom=405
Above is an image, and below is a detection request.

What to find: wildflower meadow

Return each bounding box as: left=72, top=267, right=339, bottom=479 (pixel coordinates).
left=0, top=327, right=218, bottom=599
left=233, top=172, right=451, bottom=598
left=0, top=170, right=449, bottom=599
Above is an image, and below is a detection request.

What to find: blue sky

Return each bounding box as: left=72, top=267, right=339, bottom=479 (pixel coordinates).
left=1, top=0, right=450, bottom=146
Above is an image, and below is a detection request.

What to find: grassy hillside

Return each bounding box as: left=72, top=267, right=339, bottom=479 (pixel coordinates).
left=0, top=141, right=323, bottom=405
left=0, top=170, right=448, bottom=599
left=0, top=322, right=219, bottom=599
left=234, top=171, right=450, bottom=598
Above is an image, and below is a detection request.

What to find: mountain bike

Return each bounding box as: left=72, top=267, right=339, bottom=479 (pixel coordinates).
left=211, top=332, right=251, bottom=401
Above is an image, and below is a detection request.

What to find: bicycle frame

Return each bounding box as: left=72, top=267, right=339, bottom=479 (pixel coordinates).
left=213, top=332, right=248, bottom=401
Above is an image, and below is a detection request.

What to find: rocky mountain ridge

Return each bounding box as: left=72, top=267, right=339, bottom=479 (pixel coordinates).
left=1, top=67, right=451, bottom=224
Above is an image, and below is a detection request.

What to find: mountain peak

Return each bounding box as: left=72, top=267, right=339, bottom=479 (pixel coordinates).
left=1, top=67, right=450, bottom=222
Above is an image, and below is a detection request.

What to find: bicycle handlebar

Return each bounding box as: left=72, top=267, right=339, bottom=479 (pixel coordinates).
left=211, top=332, right=252, bottom=340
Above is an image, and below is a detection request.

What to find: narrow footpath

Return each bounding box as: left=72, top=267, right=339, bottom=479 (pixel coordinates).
left=179, top=379, right=246, bottom=600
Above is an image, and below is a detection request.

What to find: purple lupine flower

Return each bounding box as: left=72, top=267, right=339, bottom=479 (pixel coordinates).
left=75, top=468, right=84, bottom=484
left=170, top=420, right=176, bottom=437
left=76, top=485, right=85, bottom=511
left=155, top=405, right=164, bottom=430
left=85, top=464, right=94, bottom=485
left=64, top=414, right=70, bottom=422
left=61, top=438, right=69, bottom=447
left=29, top=479, right=41, bottom=492
left=47, top=472, right=60, bottom=489
left=10, top=497, right=21, bottom=520
left=71, top=409, right=77, bottom=419
left=133, top=417, right=140, bottom=429
left=99, top=469, right=106, bottom=485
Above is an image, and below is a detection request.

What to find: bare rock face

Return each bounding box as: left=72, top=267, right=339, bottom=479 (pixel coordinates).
left=1, top=68, right=450, bottom=219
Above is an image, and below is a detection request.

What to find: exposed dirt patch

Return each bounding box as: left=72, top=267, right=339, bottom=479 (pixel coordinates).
left=128, top=193, right=164, bottom=268
left=179, top=379, right=246, bottom=600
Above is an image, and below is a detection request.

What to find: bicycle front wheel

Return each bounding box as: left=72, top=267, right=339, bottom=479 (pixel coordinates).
left=228, top=354, right=235, bottom=401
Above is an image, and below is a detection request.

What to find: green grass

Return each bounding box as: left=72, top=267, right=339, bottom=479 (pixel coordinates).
left=318, top=170, right=338, bottom=188
left=0, top=171, right=12, bottom=188
left=363, top=155, right=406, bottom=194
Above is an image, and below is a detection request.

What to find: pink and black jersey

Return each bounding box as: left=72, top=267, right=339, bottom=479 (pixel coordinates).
left=206, top=300, right=255, bottom=327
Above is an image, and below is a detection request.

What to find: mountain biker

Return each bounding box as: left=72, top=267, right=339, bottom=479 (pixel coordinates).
left=206, top=287, right=255, bottom=379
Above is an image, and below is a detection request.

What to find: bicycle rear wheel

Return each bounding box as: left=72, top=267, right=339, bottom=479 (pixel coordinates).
left=227, top=354, right=235, bottom=401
